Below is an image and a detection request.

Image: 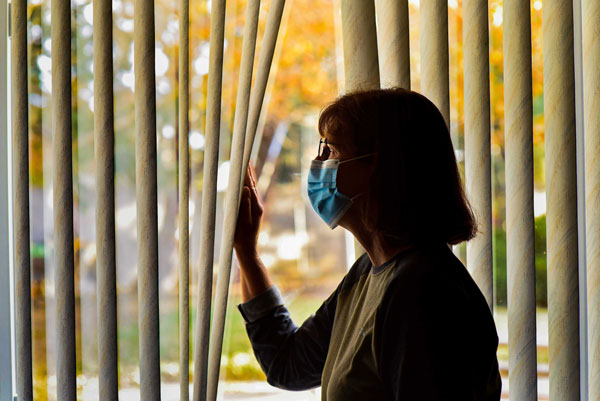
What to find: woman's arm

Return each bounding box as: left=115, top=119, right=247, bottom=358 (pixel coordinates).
left=234, top=165, right=272, bottom=302
left=241, top=286, right=340, bottom=391
left=233, top=165, right=340, bottom=390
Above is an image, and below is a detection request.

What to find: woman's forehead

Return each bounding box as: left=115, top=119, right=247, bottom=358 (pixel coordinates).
left=325, top=133, right=361, bottom=153
left=322, top=131, right=344, bottom=145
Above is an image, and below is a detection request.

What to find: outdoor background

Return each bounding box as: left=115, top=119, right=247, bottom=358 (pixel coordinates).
left=20, top=0, right=548, bottom=399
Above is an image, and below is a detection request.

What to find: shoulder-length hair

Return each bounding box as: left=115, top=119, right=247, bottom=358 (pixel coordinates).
left=318, top=87, right=477, bottom=245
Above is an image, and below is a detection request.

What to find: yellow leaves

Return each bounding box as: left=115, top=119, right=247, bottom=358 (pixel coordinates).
left=490, top=49, right=503, bottom=67
left=533, top=114, right=544, bottom=145
left=265, top=0, right=338, bottom=120
left=179, top=0, right=544, bottom=163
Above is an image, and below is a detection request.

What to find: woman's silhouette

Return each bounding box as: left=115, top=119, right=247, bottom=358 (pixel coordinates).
left=233, top=88, right=502, bottom=400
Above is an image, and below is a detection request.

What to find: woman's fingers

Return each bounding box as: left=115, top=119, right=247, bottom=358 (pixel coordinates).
left=242, top=186, right=253, bottom=225
left=248, top=174, right=263, bottom=219
left=236, top=186, right=251, bottom=227
left=235, top=187, right=254, bottom=252
left=235, top=166, right=263, bottom=253
left=230, top=163, right=262, bottom=234
left=244, top=164, right=252, bottom=188
left=250, top=191, right=263, bottom=223
left=249, top=164, right=257, bottom=187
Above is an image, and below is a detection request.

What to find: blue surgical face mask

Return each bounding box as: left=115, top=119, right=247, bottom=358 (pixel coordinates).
left=307, top=153, right=375, bottom=229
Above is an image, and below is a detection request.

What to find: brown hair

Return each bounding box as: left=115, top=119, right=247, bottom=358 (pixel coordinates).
left=318, top=87, right=477, bottom=245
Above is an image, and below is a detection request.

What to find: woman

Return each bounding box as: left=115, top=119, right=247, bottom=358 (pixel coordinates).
left=233, top=88, right=502, bottom=400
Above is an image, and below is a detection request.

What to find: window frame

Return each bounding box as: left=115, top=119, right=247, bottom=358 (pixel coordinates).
left=0, top=0, right=592, bottom=399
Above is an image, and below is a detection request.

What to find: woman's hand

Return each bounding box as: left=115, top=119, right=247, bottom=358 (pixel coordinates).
left=234, top=164, right=264, bottom=261
left=235, top=165, right=272, bottom=302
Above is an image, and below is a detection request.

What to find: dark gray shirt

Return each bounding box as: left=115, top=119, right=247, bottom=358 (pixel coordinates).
left=238, top=243, right=502, bottom=400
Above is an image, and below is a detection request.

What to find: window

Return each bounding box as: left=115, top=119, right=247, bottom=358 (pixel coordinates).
left=4, top=0, right=586, bottom=399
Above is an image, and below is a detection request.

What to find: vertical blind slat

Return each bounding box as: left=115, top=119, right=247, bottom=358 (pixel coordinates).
left=93, top=0, right=118, bottom=397
left=12, top=0, right=33, bottom=398
left=192, top=0, right=226, bottom=399
left=583, top=0, right=600, bottom=397
left=419, top=0, right=458, bottom=267
left=178, top=0, right=190, bottom=396
left=374, top=0, right=410, bottom=90
left=340, top=0, right=379, bottom=92
left=206, top=1, right=261, bottom=400
left=52, top=0, right=77, bottom=396
left=242, top=0, right=286, bottom=172
left=463, top=0, right=492, bottom=309
left=543, top=0, right=580, bottom=399
left=503, top=1, right=538, bottom=399
left=340, top=0, right=379, bottom=258
left=134, top=0, right=161, bottom=397
left=419, top=0, right=449, bottom=128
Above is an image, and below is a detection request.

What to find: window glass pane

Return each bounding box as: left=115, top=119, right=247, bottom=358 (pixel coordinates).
left=21, top=0, right=551, bottom=399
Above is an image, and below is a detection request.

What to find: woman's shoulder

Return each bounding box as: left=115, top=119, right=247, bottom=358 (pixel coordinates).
left=391, top=243, right=456, bottom=281
left=379, top=243, right=498, bottom=342
left=388, top=242, right=488, bottom=309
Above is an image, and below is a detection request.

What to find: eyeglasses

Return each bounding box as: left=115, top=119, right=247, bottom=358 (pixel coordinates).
left=318, top=138, right=337, bottom=158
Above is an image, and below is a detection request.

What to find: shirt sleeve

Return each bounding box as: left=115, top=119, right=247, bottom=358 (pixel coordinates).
left=375, top=272, right=502, bottom=401
left=237, top=282, right=342, bottom=391
left=238, top=286, right=285, bottom=323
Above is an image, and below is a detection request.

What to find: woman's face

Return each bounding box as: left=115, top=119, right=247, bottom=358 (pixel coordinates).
left=317, top=132, right=375, bottom=221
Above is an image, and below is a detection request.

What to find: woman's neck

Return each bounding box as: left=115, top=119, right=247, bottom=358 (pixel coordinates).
left=349, top=224, right=415, bottom=267
left=339, top=197, right=415, bottom=266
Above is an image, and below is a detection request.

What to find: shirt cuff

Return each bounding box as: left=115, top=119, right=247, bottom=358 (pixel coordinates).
left=237, top=285, right=285, bottom=323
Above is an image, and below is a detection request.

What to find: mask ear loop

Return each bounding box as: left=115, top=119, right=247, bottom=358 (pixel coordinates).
left=350, top=192, right=365, bottom=201
left=340, top=153, right=377, bottom=200
left=338, top=152, right=377, bottom=165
